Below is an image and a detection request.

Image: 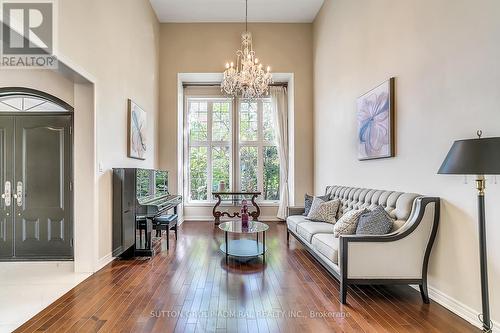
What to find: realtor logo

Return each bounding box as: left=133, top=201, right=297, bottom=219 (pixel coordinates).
left=1, top=0, right=57, bottom=68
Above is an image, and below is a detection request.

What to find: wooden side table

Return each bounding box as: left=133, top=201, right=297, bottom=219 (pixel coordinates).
left=212, top=191, right=261, bottom=225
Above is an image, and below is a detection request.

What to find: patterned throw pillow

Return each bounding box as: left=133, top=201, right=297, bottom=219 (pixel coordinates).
left=306, top=198, right=340, bottom=223
left=303, top=194, right=330, bottom=216
left=334, top=208, right=368, bottom=237
left=356, top=206, right=394, bottom=235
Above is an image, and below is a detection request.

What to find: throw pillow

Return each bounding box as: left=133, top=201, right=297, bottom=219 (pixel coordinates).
left=356, top=206, right=394, bottom=235
left=334, top=208, right=368, bottom=237
left=303, top=194, right=330, bottom=216
left=306, top=198, right=340, bottom=223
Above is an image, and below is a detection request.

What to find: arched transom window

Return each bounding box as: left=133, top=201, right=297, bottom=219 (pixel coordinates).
left=0, top=95, right=70, bottom=112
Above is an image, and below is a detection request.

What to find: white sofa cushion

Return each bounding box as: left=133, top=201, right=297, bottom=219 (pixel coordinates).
left=296, top=222, right=334, bottom=243
left=312, top=233, right=339, bottom=265
left=334, top=208, right=367, bottom=237
left=286, top=215, right=308, bottom=233
left=306, top=198, right=340, bottom=223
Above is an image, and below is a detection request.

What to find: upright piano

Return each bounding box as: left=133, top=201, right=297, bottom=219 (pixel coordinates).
left=112, top=168, right=182, bottom=257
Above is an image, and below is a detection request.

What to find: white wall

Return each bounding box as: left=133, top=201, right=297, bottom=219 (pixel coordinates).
left=313, top=0, right=500, bottom=328
left=0, top=69, right=74, bottom=103
left=58, top=0, right=160, bottom=260
left=73, top=82, right=97, bottom=272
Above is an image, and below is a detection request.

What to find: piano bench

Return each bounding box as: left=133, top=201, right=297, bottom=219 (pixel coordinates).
left=153, top=214, right=178, bottom=249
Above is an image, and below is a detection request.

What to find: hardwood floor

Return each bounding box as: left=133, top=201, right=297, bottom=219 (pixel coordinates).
left=16, top=221, right=478, bottom=333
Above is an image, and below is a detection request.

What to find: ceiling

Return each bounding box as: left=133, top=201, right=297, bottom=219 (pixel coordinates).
left=149, top=0, right=325, bottom=23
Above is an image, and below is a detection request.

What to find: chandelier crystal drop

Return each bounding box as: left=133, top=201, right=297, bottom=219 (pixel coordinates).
left=221, top=0, right=272, bottom=99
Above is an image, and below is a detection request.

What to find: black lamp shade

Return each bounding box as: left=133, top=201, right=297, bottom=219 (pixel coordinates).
left=438, top=137, right=500, bottom=175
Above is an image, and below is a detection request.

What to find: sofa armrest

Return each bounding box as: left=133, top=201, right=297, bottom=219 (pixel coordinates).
left=288, top=206, right=305, bottom=217
left=339, top=197, right=440, bottom=280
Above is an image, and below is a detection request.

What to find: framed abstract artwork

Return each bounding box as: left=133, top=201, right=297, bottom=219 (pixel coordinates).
left=357, top=78, right=395, bottom=160
left=128, top=99, right=147, bottom=160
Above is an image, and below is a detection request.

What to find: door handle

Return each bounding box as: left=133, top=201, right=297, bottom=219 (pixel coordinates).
left=1, top=181, right=11, bottom=206
left=12, top=181, right=22, bottom=207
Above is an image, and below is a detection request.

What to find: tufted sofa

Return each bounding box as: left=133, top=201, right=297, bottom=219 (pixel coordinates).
left=286, top=185, right=440, bottom=304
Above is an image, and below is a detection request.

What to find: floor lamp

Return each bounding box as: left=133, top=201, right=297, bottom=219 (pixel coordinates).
left=438, top=132, right=500, bottom=332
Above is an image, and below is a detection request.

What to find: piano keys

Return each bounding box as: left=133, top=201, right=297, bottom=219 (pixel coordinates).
left=112, top=168, right=182, bottom=257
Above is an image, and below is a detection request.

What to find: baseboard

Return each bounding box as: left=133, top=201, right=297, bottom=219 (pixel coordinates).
left=96, top=252, right=114, bottom=271
left=183, top=215, right=282, bottom=222
left=0, top=260, right=73, bottom=265
left=182, top=216, right=211, bottom=222
left=412, top=284, right=499, bottom=331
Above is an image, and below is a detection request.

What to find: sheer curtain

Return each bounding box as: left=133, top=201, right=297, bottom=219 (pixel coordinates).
left=270, top=86, right=289, bottom=220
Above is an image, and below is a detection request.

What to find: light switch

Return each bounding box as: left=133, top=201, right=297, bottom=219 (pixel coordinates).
left=98, top=162, right=104, bottom=173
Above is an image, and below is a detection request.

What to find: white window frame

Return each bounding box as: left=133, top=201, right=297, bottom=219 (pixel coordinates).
left=178, top=73, right=295, bottom=214
left=184, top=95, right=280, bottom=206
left=184, top=96, right=233, bottom=205
left=235, top=98, right=280, bottom=204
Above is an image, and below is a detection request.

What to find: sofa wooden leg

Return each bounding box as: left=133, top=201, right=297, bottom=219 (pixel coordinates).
left=340, top=282, right=347, bottom=304
left=419, top=283, right=430, bottom=304
left=286, top=230, right=290, bottom=244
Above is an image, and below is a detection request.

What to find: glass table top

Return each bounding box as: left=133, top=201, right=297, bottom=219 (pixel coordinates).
left=212, top=192, right=262, bottom=205
left=218, top=221, right=269, bottom=234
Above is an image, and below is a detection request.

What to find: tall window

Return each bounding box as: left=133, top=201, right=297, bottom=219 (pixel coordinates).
left=185, top=95, right=280, bottom=204
left=238, top=100, right=280, bottom=200
left=187, top=98, right=232, bottom=202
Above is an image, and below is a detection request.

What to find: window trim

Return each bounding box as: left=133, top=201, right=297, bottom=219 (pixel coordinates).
left=177, top=73, right=295, bottom=212
left=235, top=98, right=279, bottom=204
left=0, top=87, right=74, bottom=112
left=184, top=95, right=280, bottom=205
left=184, top=96, right=233, bottom=204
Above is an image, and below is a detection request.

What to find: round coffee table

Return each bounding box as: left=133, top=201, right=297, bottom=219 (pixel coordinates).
left=218, top=221, right=269, bottom=263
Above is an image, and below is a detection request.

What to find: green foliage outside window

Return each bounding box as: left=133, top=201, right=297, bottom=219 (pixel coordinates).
left=187, top=98, right=280, bottom=202
left=190, top=147, right=208, bottom=200
left=240, top=146, right=258, bottom=192
left=239, top=102, right=258, bottom=141
left=189, top=102, right=208, bottom=142
left=212, top=102, right=231, bottom=141
left=212, top=146, right=231, bottom=192
left=263, top=146, right=280, bottom=200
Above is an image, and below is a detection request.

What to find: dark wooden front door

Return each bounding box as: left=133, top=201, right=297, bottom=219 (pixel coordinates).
left=0, top=115, right=73, bottom=259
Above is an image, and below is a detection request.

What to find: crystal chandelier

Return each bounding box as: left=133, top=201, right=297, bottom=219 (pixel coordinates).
left=221, top=0, right=272, bottom=99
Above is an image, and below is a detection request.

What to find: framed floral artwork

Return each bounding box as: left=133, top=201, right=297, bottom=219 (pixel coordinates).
left=357, top=78, right=395, bottom=160
left=128, top=99, right=147, bottom=160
